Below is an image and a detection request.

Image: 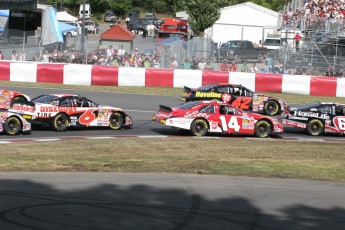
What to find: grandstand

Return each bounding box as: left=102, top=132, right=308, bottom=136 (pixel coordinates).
left=274, top=0, right=345, bottom=76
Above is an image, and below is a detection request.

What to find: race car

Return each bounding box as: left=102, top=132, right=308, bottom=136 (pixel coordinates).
left=178, top=83, right=287, bottom=116
left=0, top=110, right=31, bottom=135
left=0, top=88, right=31, bottom=110
left=152, top=100, right=283, bottom=138
left=281, top=102, right=345, bottom=136
left=9, top=94, right=133, bottom=132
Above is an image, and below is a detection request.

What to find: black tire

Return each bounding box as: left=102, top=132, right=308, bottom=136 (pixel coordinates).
left=190, top=119, right=209, bottom=136
left=10, top=96, right=28, bottom=107
left=264, top=100, right=280, bottom=116
left=4, top=116, right=21, bottom=135
left=109, top=112, right=124, bottom=130
left=254, top=120, right=272, bottom=138
left=52, top=113, right=68, bottom=132
left=306, top=119, right=324, bottom=136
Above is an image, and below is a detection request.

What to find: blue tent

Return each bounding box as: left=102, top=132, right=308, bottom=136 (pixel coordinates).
left=155, top=36, right=187, bottom=46
left=58, top=21, right=77, bottom=33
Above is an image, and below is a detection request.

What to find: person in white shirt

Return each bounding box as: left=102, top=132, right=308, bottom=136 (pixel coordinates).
left=250, top=63, right=258, bottom=73
left=198, top=58, right=206, bottom=70
left=169, top=57, right=178, bottom=69
left=11, top=50, right=18, bottom=61
left=106, top=45, right=114, bottom=58
left=118, top=45, right=126, bottom=56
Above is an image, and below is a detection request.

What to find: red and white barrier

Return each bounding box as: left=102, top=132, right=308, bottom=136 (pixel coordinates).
left=0, top=61, right=344, bottom=97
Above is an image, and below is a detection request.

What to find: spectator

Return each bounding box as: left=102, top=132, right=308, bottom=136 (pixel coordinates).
left=220, top=59, right=229, bottom=71
left=241, top=60, right=249, bottom=72
left=72, top=52, right=83, bottom=64
left=143, top=57, right=151, bottom=68
left=125, top=16, right=130, bottom=26
left=0, top=51, right=5, bottom=60
left=324, top=66, right=334, bottom=77
left=198, top=58, right=206, bottom=70
left=118, top=45, right=126, bottom=57
left=295, top=32, right=302, bottom=51
left=11, top=50, right=18, bottom=61
left=262, top=62, right=270, bottom=73
left=250, top=63, right=258, bottom=73
left=152, top=58, right=160, bottom=68
left=182, top=58, right=191, bottom=69
left=132, top=47, right=139, bottom=57
left=106, top=45, right=114, bottom=58
left=229, top=61, right=237, bottom=72
left=191, top=56, right=199, bottom=70
left=142, top=28, right=148, bottom=38
left=311, top=66, right=320, bottom=76
left=41, top=50, right=49, bottom=62
left=112, top=57, right=120, bottom=67
left=204, top=60, right=214, bottom=70
left=295, top=66, right=304, bottom=75
left=169, top=57, right=178, bottom=69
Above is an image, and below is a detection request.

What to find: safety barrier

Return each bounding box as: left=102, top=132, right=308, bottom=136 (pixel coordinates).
left=1, top=61, right=344, bottom=97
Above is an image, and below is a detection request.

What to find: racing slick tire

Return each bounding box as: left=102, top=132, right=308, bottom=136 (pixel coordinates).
left=190, top=118, right=209, bottom=136
left=306, top=119, right=324, bottom=136
left=52, top=113, right=69, bottom=132
left=264, top=100, right=280, bottom=116
left=109, top=112, right=123, bottom=130
left=254, top=120, right=272, bottom=138
left=4, top=116, right=21, bottom=135
left=10, top=96, right=28, bottom=107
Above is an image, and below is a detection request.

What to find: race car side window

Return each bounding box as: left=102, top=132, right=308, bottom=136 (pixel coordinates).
left=318, top=106, right=332, bottom=114
left=199, top=105, right=215, bottom=114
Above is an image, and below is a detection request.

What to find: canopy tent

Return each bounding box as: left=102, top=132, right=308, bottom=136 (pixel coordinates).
left=58, top=21, right=77, bottom=33
left=0, top=10, right=9, bottom=17
left=40, top=5, right=63, bottom=45
left=56, top=11, right=78, bottom=22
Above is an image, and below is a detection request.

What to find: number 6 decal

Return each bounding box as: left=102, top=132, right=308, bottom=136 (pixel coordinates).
left=79, top=109, right=96, bottom=126
left=220, top=116, right=240, bottom=132
left=334, top=117, right=345, bottom=131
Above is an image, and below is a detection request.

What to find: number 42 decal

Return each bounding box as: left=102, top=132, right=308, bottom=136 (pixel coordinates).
left=220, top=116, right=240, bottom=132
left=231, top=97, right=251, bottom=110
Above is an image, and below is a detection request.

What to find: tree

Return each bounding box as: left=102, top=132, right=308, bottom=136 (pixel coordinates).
left=185, top=0, right=228, bottom=37
left=108, top=0, right=133, bottom=17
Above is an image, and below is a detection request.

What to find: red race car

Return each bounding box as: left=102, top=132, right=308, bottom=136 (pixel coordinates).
left=0, top=88, right=31, bottom=110
left=153, top=101, right=283, bottom=138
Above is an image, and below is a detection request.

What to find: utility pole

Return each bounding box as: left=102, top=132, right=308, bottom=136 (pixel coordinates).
left=80, top=0, right=86, bottom=54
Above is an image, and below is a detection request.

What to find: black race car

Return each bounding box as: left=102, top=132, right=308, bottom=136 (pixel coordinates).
left=281, top=102, right=345, bottom=136
left=178, top=83, right=287, bottom=116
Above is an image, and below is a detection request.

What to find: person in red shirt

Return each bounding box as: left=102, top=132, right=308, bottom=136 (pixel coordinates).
left=229, top=61, right=237, bottom=72
left=220, top=59, right=230, bottom=71
left=295, top=33, right=302, bottom=51
left=0, top=51, right=4, bottom=60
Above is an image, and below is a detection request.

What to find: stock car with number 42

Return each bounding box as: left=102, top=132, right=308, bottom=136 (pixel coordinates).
left=9, top=94, right=133, bottom=131
left=178, top=84, right=287, bottom=116
left=152, top=101, right=283, bottom=138
left=281, top=102, right=345, bottom=136
left=0, top=110, right=31, bottom=135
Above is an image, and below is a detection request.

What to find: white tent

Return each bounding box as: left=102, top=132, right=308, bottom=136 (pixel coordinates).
left=56, top=11, right=77, bottom=22
left=205, top=2, right=279, bottom=44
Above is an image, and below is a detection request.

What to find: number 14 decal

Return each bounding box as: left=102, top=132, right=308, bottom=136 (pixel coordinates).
left=220, top=116, right=240, bottom=132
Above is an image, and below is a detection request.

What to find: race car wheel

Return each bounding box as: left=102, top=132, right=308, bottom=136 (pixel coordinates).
left=190, top=119, right=209, bottom=136
left=109, top=112, right=123, bottom=130
left=264, top=100, right=280, bottom=116
left=254, top=120, right=271, bottom=138
left=4, top=116, right=21, bottom=135
left=10, top=96, right=28, bottom=107
left=307, top=119, right=324, bottom=136
left=52, top=113, right=68, bottom=132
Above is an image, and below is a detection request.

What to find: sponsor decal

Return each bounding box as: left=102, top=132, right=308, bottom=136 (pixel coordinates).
left=186, top=111, right=210, bottom=119
left=12, top=104, right=36, bottom=113
left=221, top=94, right=231, bottom=103
left=294, top=111, right=330, bottom=119
left=195, top=92, right=222, bottom=98
left=40, top=106, right=77, bottom=114
left=288, top=115, right=308, bottom=121
left=211, top=121, right=218, bottom=129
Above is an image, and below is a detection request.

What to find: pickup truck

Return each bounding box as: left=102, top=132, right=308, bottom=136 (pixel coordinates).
left=216, top=40, right=268, bottom=62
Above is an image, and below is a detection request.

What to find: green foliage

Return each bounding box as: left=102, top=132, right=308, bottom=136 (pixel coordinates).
left=108, top=0, right=133, bottom=17
left=185, top=0, right=227, bottom=36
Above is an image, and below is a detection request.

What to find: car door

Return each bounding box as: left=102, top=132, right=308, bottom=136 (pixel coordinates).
left=227, top=86, right=253, bottom=111
left=330, top=105, right=345, bottom=133
left=217, top=105, right=248, bottom=134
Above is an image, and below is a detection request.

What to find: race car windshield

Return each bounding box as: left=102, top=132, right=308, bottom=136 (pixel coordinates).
left=32, top=95, right=60, bottom=104
left=197, top=84, right=218, bottom=91
left=177, top=101, right=201, bottom=110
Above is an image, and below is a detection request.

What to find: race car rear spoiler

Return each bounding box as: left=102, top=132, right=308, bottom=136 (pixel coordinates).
left=183, top=86, right=192, bottom=93
left=159, top=105, right=172, bottom=112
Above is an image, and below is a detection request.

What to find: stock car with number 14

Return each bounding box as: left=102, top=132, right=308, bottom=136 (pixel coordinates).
left=152, top=101, right=283, bottom=138
left=0, top=110, right=31, bottom=135
left=178, top=83, right=287, bottom=116
left=280, top=102, right=345, bottom=136
left=0, top=88, right=31, bottom=110
left=9, top=94, right=133, bottom=131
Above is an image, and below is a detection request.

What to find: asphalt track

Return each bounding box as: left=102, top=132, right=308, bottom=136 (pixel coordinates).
left=1, top=85, right=345, bottom=142
left=1, top=86, right=345, bottom=229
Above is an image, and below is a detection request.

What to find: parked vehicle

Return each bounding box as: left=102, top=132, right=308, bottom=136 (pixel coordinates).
left=63, top=21, right=81, bottom=37
left=160, top=18, right=188, bottom=34
left=9, top=94, right=133, bottom=132
left=217, top=40, right=268, bottom=61
left=144, top=12, right=156, bottom=20
left=262, top=35, right=282, bottom=50
left=128, top=9, right=140, bottom=19
left=152, top=101, right=283, bottom=138
left=104, top=10, right=116, bottom=22
left=80, top=20, right=99, bottom=34
left=178, top=83, right=288, bottom=116
left=281, top=102, right=345, bottom=136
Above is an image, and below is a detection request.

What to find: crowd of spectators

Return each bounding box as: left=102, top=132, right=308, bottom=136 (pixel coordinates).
left=282, top=0, right=345, bottom=30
